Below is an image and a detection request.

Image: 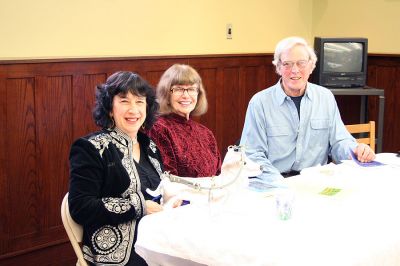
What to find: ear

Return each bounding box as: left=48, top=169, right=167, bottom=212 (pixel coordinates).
left=276, top=65, right=283, bottom=76
left=310, top=65, right=315, bottom=75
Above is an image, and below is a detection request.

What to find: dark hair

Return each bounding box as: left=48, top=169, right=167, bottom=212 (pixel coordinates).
left=93, top=71, right=159, bottom=129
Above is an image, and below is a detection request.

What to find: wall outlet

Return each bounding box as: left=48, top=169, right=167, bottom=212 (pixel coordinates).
left=226, top=23, right=232, bottom=39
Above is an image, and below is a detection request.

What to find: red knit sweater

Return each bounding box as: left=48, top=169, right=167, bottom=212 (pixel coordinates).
left=148, top=113, right=221, bottom=177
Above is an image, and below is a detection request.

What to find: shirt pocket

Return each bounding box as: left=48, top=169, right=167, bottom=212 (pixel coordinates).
left=311, top=119, right=330, bottom=130
left=310, top=119, right=330, bottom=147
left=266, top=126, right=291, bottom=155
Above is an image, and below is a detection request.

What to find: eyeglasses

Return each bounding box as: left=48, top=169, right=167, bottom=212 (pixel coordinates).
left=170, top=85, right=199, bottom=96
left=280, top=60, right=310, bottom=70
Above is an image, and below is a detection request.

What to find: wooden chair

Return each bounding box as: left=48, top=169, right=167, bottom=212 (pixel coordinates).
left=345, top=121, right=376, bottom=152
left=61, top=193, right=88, bottom=266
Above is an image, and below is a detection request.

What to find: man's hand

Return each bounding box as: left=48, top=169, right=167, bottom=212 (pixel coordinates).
left=353, top=143, right=376, bottom=162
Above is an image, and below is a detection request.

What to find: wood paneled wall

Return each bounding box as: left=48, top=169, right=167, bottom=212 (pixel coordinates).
left=367, top=55, right=400, bottom=152
left=0, top=54, right=399, bottom=265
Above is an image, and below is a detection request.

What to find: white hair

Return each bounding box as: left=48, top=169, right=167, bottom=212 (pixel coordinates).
left=272, top=36, right=317, bottom=73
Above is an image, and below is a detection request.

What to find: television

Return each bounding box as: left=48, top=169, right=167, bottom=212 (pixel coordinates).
left=312, top=37, right=368, bottom=88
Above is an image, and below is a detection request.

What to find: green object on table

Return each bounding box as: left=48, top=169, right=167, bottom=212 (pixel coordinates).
left=319, top=187, right=341, bottom=196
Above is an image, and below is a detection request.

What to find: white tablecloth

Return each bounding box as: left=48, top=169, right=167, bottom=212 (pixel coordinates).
left=135, top=153, right=400, bottom=266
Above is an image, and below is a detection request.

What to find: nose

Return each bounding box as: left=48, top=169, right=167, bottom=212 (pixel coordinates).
left=291, top=63, right=300, bottom=72
left=182, top=89, right=190, bottom=96
left=128, top=103, right=139, bottom=113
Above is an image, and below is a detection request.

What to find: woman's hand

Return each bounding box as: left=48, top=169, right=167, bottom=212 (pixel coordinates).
left=162, top=197, right=184, bottom=209
left=171, top=199, right=183, bottom=208
left=145, top=200, right=163, bottom=215
left=146, top=198, right=184, bottom=214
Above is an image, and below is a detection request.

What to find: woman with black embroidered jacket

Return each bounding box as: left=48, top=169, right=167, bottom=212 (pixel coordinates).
left=68, top=71, right=179, bottom=266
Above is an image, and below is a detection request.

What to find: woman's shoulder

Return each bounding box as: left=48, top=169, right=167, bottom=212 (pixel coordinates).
left=190, top=119, right=212, bottom=131
left=72, top=129, right=112, bottom=149
left=149, top=115, right=178, bottom=133
left=189, top=120, right=217, bottom=140
left=69, top=130, right=112, bottom=162
left=87, top=129, right=112, bottom=142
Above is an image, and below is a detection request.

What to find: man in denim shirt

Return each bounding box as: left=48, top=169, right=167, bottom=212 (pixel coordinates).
left=240, top=37, right=375, bottom=183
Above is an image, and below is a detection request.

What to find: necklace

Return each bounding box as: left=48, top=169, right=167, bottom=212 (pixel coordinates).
left=132, top=136, right=138, bottom=145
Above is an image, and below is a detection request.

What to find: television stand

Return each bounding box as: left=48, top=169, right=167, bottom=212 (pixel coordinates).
left=328, top=86, right=384, bottom=153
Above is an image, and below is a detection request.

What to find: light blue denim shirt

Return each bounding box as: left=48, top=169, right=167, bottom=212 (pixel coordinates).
left=240, top=81, right=357, bottom=183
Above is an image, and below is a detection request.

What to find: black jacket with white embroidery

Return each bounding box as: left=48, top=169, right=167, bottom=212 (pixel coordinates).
left=68, top=128, right=163, bottom=265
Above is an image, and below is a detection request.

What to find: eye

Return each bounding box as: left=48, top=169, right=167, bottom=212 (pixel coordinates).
left=136, top=97, right=146, bottom=103
left=297, top=60, right=308, bottom=67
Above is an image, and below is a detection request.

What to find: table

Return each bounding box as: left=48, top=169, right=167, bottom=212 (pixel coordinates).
left=329, top=86, right=385, bottom=152
left=135, top=153, right=400, bottom=266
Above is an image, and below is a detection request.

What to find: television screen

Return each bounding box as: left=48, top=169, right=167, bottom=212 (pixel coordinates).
left=323, top=42, right=364, bottom=73
left=313, top=37, right=368, bottom=88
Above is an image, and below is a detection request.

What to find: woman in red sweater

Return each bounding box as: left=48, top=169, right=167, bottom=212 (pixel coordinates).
left=148, top=64, right=221, bottom=177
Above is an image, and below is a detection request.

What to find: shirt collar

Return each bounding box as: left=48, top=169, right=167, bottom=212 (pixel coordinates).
left=275, top=80, right=288, bottom=106
left=275, top=79, right=313, bottom=106
left=304, top=83, right=313, bottom=100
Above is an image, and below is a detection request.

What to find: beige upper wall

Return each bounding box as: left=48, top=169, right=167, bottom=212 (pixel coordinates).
left=0, top=0, right=313, bottom=59
left=312, top=0, right=400, bottom=54
left=0, top=0, right=398, bottom=59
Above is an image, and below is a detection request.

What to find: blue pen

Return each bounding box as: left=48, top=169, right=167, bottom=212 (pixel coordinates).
left=181, top=200, right=190, bottom=206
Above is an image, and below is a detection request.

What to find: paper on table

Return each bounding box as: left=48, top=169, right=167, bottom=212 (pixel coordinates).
left=248, top=180, right=278, bottom=192
left=349, top=149, right=385, bottom=167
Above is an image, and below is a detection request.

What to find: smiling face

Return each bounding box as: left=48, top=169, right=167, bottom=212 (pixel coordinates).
left=169, top=84, right=199, bottom=119
left=277, top=44, right=312, bottom=96
left=110, top=92, right=146, bottom=139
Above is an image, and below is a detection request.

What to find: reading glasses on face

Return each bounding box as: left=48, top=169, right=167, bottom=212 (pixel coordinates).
left=170, top=86, right=199, bottom=96
left=280, top=59, right=310, bottom=70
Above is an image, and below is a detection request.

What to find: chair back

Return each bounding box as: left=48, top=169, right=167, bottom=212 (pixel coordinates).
left=345, top=121, right=375, bottom=152
left=61, top=193, right=88, bottom=266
